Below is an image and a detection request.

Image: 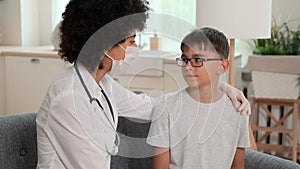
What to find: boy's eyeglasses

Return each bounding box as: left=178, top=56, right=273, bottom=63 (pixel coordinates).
left=176, top=57, right=223, bottom=67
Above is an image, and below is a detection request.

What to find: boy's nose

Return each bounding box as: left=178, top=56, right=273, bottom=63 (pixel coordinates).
left=185, top=60, right=194, bottom=70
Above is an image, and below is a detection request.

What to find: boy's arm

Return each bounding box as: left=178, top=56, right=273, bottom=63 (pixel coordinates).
left=152, top=147, right=170, bottom=169
left=231, top=147, right=245, bottom=169
left=219, top=81, right=250, bottom=115
left=249, top=123, right=257, bottom=150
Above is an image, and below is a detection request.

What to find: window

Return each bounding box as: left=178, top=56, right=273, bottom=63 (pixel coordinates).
left=51, top=0, right=69, bottom=30
left=148, top=0, right=196, bottom=25
left=137, top=0, right=196, bottom=52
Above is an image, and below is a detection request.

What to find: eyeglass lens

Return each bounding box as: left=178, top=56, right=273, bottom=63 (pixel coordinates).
left=176, top=58, right=203, bottom=67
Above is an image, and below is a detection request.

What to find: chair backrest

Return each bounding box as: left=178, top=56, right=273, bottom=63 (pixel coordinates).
left=112, top=117, right=152, bottom=169
left=0, top=113, right=37, bottom=169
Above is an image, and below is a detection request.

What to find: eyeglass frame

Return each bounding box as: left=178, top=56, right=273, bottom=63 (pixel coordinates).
left=176, top=57, right=224, bottom=67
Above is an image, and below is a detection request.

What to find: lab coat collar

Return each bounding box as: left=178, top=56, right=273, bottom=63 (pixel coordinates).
left=75, top=62, right=116, bottom=126
left=74, top=62, right=101, bottom=100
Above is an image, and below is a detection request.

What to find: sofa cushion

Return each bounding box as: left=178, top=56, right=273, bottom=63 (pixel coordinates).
left=245, top=149, right=300, bottom=169
left=1, top=113, right=299, bottom=169
left=0, top=113, right=37, bottom=169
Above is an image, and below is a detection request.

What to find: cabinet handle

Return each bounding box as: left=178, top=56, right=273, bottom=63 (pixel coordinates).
left=30, top=58, right=40, bottom=64
left=133, top=91, right=143, bottom=94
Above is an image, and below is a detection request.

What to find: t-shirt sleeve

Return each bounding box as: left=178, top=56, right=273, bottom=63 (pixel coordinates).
left=237, top=115, right=250, bottom=148
left=146, top=101, right=170, bottom=148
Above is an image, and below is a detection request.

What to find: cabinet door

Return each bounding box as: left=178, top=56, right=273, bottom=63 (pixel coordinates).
left=0, top=56, right=6, bottom=115
left=5, top=56, right=65, bottom=115
left=113, top=74, right=164, bottom=97
left=163, top=63, right=186, bottom=93
left=111, top=55, right=165, bottom=97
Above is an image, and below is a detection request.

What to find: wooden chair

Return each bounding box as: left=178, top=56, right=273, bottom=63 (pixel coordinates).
left=249, top=97, right=299, bottom=162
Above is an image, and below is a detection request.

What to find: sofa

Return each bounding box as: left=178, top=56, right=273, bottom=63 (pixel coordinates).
left=0, top=113, right=37, bottom=169
left=0, top=113, right=299, bottom=169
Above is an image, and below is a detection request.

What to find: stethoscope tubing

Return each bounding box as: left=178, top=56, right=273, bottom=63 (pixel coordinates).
left=74, top=62, right=120, bottom=155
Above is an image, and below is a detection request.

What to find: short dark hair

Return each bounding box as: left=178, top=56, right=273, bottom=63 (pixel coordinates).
left=59, top=0, right=149, bottom=69
left=181, top=27, right=229, bottom=59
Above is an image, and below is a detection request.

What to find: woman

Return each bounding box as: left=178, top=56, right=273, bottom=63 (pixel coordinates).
left=36, top=0, right=250, bottom=168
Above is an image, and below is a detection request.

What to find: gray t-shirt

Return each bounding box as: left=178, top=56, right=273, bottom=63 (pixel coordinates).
left=147, top=89, right=249, bottom=169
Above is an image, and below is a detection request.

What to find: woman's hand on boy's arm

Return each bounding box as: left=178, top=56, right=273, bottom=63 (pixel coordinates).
left=220, top=81, right=251, bottom=115
left=152, top=147, right=170, bottom=169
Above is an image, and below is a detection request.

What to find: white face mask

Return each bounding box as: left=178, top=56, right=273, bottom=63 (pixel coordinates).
left=105, top=45, right=139, bottom=76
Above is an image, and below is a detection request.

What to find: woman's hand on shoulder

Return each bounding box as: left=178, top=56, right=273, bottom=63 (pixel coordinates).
left=220, top=81, right=251, bottom=115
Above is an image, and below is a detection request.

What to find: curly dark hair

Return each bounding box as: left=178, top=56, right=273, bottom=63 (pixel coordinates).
left=181, top=27, right=229, bottom=59
left=59, top=0, right=149, bottom=69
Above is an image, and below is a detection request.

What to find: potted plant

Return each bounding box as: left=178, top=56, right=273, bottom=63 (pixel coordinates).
left=252, top=19, right=300, bottom=56
left=246, top=18, right=300, bottom=99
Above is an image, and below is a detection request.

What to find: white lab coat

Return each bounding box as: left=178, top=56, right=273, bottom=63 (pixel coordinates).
left=36, top=63, right=153, bottom=169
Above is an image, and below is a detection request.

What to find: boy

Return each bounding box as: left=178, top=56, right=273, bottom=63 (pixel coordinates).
left=147, top=27, right=249, bottom=169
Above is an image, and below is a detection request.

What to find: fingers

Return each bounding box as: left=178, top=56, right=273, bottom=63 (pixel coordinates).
left=239, top=101, right=251, bottom=115
left=225, top=84, right=251, bottom=115
left=231, top=97, right=240, bottom=110
left=236, top=92, right=251, bottom=115
left=237, top=92, right=251, bottom=115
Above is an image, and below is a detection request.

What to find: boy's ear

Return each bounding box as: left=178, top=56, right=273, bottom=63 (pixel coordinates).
left=217, top=59, right=229, bottom=74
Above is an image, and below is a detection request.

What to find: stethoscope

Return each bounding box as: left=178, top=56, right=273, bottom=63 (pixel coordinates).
left=74, top=62, right=120, bottom=156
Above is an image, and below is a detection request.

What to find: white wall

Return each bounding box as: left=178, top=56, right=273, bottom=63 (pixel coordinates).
left=241, top=0, right=300, bottom=66
left=0, top=0, right=299, bottom=48
left=0, top=0, right=68, bottom=46
left=38, top=0, right=52, bottom=45
left=51, top=0, right=69, bottom=29
left=21, top=0, right=39, bottom=46
left=39, top=0, right=68, bottom=45
left=272, top=0, right=300, bottom=30
left=0, top=0, right=22, bottom=45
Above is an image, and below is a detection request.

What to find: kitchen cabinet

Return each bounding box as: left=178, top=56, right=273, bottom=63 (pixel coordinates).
left=0, top=48, right=186, bottom=115
left=0, top=56, right=6, bottom=114
left=111, top=52, right=165, bottom=97
left=111, top=50, right=186, bottom=97
left=5, top=56, right=66, bottom=115
left=163, top=61, right=186, bottom=93
left=112, top=74, right=165, bottom=97
left=0, top=46, right=66, bottom=115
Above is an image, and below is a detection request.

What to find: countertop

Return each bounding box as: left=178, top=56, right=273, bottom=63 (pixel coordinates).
left=0, top=46, right=60, bottom=58
left=0, top=46, right=179, bottom=63
left=0, top=46, right=243, bottom=65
